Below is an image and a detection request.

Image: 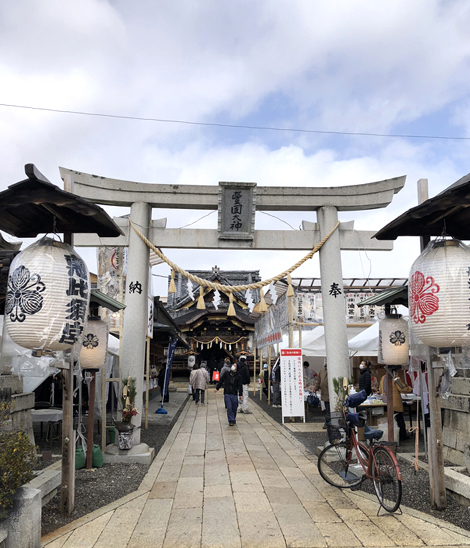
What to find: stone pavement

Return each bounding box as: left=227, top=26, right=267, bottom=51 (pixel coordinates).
left=42, top=392, right=470, bottom=548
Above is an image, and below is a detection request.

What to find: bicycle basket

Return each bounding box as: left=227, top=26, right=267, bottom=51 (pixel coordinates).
left=325, top=411, right=346, bottom=444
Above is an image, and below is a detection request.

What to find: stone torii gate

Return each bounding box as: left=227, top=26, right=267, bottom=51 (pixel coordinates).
left=61, top=167, right=405, bottom=455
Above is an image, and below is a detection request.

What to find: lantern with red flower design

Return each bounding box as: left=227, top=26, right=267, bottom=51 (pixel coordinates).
left=409, top=239, right=470, bottom=348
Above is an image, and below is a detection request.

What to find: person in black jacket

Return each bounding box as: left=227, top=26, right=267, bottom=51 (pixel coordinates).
left=215, top=362, right=243, bottom=426
left=358, top=360, right=372, bottom=396
left=263, top=364, right=269, bottom=398
left=236, top=355, right=252, bottom=414
left=272, top=360, right=281, bottom=407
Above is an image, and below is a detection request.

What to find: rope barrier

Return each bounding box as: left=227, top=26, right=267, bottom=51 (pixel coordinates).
left=130, top=220, right=340, bottom=295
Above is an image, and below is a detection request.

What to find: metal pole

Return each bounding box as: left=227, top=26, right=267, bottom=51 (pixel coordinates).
left=253, top=346, right=257, bottom=398
left=267, top=345, right=272, bottom=406
left=145, top=337, right=150, bottom=429
left=86, top=373, right=96, bottom=469
left=386, top=374, right=395, bottom=443
left=419, top=368, right=427, bottom=459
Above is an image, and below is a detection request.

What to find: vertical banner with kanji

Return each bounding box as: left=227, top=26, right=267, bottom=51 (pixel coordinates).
left=280, top=349, right=305, bottom=423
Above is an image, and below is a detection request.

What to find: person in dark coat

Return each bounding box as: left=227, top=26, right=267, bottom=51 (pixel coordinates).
left=237, top=355, right=251, bottom=413
left=263, top=364, right=269, bottom=398
left=271, top=360, right=281, bottom=407
left=215, top=362, right=243, bottom=426
left=358, top=360, right=372, bottom=396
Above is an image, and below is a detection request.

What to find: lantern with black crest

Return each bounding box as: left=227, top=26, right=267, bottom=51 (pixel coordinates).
left=79, top=317, right=108, bottom=370
left=378, top=308, right=409, bottom=366
left=5, top=237, right=90, bottom=352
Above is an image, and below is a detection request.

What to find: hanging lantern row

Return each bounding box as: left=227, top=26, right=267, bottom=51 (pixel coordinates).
left=79, top=317, right=108, bottom=369
left=409, top=238, right=470, bottom=348
left=5, top=237, right=90, bottom=352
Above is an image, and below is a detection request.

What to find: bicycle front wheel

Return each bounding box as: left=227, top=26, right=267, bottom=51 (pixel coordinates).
left=318, top=442, right=366, bottom=489
left=372, top=446, right=402, bottom=512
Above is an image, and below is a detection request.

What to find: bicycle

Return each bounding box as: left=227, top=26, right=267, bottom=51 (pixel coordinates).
left=317, top=390, right=402, bottom=513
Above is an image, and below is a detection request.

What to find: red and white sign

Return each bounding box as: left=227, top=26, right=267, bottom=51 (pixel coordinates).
left=280, top=349, right=305, bottom=422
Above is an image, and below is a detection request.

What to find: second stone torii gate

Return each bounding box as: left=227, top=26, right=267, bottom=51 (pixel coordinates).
left=62, top=167, right=405, bottom=456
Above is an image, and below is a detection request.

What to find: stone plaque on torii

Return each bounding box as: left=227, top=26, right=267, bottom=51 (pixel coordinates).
left=61, top=167, right=405, bottom=453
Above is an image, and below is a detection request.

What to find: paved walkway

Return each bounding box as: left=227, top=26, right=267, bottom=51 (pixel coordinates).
left=42, top=392, right=470, bottom=548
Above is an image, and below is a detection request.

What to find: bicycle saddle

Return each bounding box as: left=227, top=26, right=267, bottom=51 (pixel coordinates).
left=363, top=424, right=383, bottom=441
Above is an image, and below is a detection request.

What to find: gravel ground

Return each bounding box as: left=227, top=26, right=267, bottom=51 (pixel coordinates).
left=38, top=392, right=188, bottom=536
left=253, top=394, right=470, bottom=532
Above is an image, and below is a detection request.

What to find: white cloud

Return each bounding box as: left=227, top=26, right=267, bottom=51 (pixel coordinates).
left=2, top=0, right=470, bottom=302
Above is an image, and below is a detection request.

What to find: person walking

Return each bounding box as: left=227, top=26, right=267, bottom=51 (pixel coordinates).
left=237, top=355, right=252, bottom=414
left=220, top=357, right=231, bottom=379
left=271, top=360, right=281, bottom=407
left=358, top=360, right=372, bottom=396
left=262, top=364, right=269, bottom=399
left=215, top=362, right=243, bottom=426
left=192, top=362, right=210, bottom=405
left=189, top=363, right=199, bottom=401
left=314, top=362, right=330, bottom=414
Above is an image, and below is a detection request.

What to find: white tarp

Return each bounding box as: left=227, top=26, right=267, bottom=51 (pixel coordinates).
left=302, top=326, right=368, bottom=357
left=348, top=322, right=379, bottom=356
left=107, top=333, right=120, bottom=357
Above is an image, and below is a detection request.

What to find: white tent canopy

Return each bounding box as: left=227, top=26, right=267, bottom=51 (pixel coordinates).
left=348, top=322, right=379, bottom=356
left=279, top=325, right=370, bottom=357
left=303, top=326, right=369, bottom=357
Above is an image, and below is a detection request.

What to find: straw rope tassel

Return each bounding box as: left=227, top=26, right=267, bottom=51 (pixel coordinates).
left=259, top=288, right=268, bottom=312
left=227, top=292, right=236, bottom=316
left=169, top=269, right=177, bottom=293
left=286, top=274, right=295, bottom=297
left=197, top=286, right=206, bottom=310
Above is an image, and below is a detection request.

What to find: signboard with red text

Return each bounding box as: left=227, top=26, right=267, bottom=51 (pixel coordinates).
left=280, top=348, right=305, bottom=423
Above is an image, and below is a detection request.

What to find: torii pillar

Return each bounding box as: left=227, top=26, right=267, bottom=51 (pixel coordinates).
left=119, top=202, right=151, bottom=447
left=318, top=206, right=349, bottom=410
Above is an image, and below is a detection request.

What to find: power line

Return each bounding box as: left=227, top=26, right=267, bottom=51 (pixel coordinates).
left=0, top=102, right=468, bottom=141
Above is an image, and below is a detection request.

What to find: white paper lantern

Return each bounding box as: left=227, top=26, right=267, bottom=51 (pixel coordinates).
left=378, top=315, right=409, bottom=365
left=80, top=318, right=108, bottom=369
left=5, top=237, right=90, bottom=351
left=409, top=239, right=470, bottom=347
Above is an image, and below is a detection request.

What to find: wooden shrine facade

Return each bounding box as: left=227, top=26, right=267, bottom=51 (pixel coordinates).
left=166, top=266, right=261, bottom=374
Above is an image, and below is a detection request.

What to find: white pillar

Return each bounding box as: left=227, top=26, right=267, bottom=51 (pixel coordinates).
left=120, top=202, right=151, bottom=444
left=318, top=206, right=349, bottom=410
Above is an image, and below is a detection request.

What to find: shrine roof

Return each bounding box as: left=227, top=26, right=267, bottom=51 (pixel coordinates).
left=374, top=171, right=470, bottom=240
left=0, top=164, right=124, bottom=238
left=167, top=267, right=261, bottom=310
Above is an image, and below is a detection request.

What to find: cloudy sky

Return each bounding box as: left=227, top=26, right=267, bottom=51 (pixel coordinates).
left=1, top=0, right=470, bottom=296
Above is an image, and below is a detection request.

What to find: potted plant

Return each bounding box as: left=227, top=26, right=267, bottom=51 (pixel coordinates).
left=114, top=377, right=138, bottom=450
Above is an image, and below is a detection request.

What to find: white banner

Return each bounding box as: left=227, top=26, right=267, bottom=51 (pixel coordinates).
left=280, top=348, right=305, bottom=422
